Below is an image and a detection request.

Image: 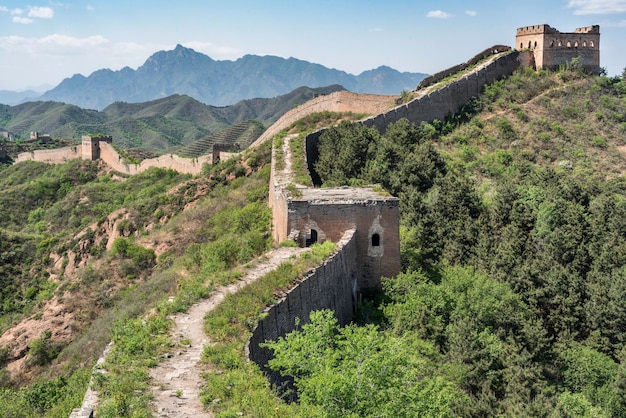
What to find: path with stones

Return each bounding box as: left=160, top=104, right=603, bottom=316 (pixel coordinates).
left=149, top=246, right=308, bottom=417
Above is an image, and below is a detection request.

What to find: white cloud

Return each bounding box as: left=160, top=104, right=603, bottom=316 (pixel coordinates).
left=369, top=27, right=384, bottom=32
left=0, top=6, right=7, bottom=12
left=567, top=0, right=626, bottom=14
left=426, top=10, right=453, bottom=19
left=13, top=16, right=33, bottom=24
left=0, top=34, right=110, bottom=55
left=466, top=10, right=477, bottom=17
left=10, top=8, right=24, bottom=15
left=86, top=5, right=94, bottom=11
left=28, top=6, right=54, bottom=18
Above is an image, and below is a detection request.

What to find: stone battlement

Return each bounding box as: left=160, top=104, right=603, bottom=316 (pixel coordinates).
left=575, top=25, right=600, bottom=34
left=14, top=136, right=238, bottom=175
left=516, top=24, right=559, bottom=35
left=515, top=23, right=600, bottom=74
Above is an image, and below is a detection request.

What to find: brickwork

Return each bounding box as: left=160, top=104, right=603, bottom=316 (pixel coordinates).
left=81, top=135, right=112, bottom=160
left=15, top=146, right=81, bottom=164
left=250, top=91, right=396, bottom=148
left=360, top=50, right=527, bottom=133
left=416, top=45, right=512, bottom=90
left=247, top=229, right=358, bottom=391
left=99, top=142, right=213, bottom=175
left=15, top=138, right=213, bottom=175
left=515, top=24, right=600, bottom=74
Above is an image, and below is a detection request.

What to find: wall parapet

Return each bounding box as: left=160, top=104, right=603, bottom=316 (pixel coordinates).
left=250, top=91, right=395, bottom=148
left=416, top=45, right=512, bottom=90
left=15, top=146, right=80, bottom=164
left=247, top=228, right=357, bottom=392
left=14, top=141, right=214, bottom=175
left=360, top=49, right=526, bottom=133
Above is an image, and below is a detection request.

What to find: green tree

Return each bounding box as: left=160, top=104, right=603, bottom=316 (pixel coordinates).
left=264, top=310, right=463, bottom=417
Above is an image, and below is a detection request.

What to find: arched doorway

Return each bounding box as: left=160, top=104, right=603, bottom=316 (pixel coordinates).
left=305, top=229, right=318, bottom=247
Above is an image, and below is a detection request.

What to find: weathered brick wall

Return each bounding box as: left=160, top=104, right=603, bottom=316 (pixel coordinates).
left=360, top=50, right=526, bottom=133
left=417, top=45, right=511, bottom=90
left=98, top=142, right=213, bottom=175
left=288, top=199, right=400, bottom=290
left=515, top=24, right=600, bottom=74
left=250, top=91, right=396, bottom=148
left=269, top=175, right=290, bottom=244
left=15, top=146, right=81, bottom=163
left=14, top=142, right=213, bottom=174
left=247, top=229, right=357, bottom=389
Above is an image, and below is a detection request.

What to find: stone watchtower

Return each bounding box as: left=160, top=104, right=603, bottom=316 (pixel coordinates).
left=81, top=135, right=112, bottom=161
left=269, top=133, right=401, bottom=293
left=516, top=24, right=600, bottom=74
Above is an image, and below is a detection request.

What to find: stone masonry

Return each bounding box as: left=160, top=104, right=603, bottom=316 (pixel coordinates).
left=515, top=24, right=600, bottom=74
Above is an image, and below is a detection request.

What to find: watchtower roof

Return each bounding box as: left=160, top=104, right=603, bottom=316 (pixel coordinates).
left=295, top=186, right=399, bottom=206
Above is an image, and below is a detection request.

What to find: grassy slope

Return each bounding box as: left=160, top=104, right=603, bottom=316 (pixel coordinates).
left=0, top=143, right=273, bottom=416
left=437, top=67, right=626, bottom=179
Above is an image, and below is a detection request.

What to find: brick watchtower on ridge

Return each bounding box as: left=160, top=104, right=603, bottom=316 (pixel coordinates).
left=516, top=24, right=600, bottom=74
left=81, top=135, right=112, bottom=161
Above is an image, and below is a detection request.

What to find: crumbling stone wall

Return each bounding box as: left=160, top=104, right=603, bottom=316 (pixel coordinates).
left=247, top=229, right=357, bottom=390
left=14, top=146, right=81, bottom=164
left=81, top=135, right=112, bottom=160
left=250, top=91, right=396, bottom=148
left=15, top=140, right=213, bottom=175
left=98, top=142, right=213, bottom=175
left=360, top=50, right=527, bottom=133
left=416, top=45, right=512, bottom=89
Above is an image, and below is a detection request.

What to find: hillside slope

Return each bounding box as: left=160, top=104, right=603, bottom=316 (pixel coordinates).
left=0, top=85, right=345, bottom=152
left=1, top=67, right=626, bottom=417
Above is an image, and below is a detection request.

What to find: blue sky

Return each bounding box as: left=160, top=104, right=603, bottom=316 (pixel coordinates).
left=0, top=0, right=625, bottom=91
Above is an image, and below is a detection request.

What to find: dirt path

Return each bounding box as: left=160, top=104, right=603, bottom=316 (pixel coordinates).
left=150, top=246, right=308, bottom=418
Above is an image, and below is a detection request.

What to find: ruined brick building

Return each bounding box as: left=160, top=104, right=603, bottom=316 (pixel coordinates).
left=515, top=24, right=600, bottom=74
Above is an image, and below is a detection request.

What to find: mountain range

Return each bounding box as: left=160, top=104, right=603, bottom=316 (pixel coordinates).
left=0, top=85, right=345, bottom=151
left=1, top=45, right=426, bottom=110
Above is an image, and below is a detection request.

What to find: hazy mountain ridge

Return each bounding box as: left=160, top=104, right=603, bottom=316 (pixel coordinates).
left=0, top=85, right=346, bottom=151
left=34, top=45, right=426, bottom=110
left=0, top=90, right=42, bottom=106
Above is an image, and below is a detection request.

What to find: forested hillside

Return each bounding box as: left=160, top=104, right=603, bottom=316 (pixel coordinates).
left=2, top=65, right=626, bottom=417
left=263, top=67, right=626, bottom=416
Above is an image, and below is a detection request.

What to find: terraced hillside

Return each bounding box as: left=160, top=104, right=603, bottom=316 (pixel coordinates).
left=175, top=120, right=265, bottom=158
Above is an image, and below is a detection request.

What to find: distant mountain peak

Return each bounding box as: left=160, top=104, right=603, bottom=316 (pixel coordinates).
left=37, top=47, right=428, bottom=110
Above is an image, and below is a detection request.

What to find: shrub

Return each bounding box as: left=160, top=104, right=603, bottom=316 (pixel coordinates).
left=592, top=136, right=607, bottom=148
left=28, top=330, right=61, bottom=366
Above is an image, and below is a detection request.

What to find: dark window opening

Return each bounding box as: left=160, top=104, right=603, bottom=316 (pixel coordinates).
left=306, top=229, right=318, bottom=247
left=371, top=233, right=380, bottom=247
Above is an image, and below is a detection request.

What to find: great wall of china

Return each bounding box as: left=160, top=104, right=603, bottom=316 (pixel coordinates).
left=69, top=47, right=531, bottom=417
left=61, top=25, right=602, bottom=414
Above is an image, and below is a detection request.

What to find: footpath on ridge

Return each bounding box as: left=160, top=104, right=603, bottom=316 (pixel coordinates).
left=149, top=246, right=309, bottom=418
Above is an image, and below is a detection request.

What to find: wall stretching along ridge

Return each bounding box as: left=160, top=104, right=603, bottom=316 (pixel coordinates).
left=247, top=229, right=358, bottom=394
left=246, top=47, right=534, bottom=391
